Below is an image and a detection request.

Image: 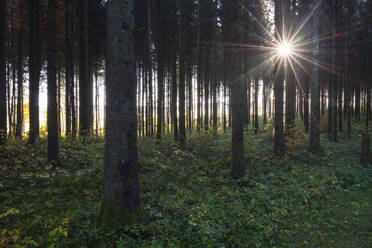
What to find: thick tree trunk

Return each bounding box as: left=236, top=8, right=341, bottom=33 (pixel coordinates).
left=99, top=0, right=140, bottom=228
left=179, top=0, right=186, bottom=147
left=197, top=1, right=202, bottom=132
left=309, top=4, right=320, bottom=152
left=0, top=0, right=7, bottom=143
left=47, top=0, right=59, bottom=164
left=15, top=0, right=24, bottom=137
left=230, top=0, right=245, bottom=178
left=274, top=0, right=287, bottom=155
left=65, top=0, right=74, bottom=136
left=79, top=0, right=89, bottom=136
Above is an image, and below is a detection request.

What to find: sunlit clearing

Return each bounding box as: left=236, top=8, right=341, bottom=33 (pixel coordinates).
left=277, top=41, right=292, bottom=58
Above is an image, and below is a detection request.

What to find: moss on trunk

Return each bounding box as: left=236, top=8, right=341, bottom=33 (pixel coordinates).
left=97, top=200, right=142, bottom=228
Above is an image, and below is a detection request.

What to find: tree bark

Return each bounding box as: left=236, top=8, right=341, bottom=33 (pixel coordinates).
left=47, top=0, right=59, bottom=164
left=309, top=2, right=320, bottom=152
left=15, top=0, right=24, bottom=137
left=230, top=0, right=245, bottom=178
left=274, top=0, right=287, bottom=155
left=178, top=0, right=186, bottom=147
left=29, top=0, right=41, bottom=144
left=0, top=0, right=7, bottom=143
left=79, top=0, right=89, bottom=136
left=65, top=0, right=74, bottom=136
left=99, top=0, right=140, bottom=228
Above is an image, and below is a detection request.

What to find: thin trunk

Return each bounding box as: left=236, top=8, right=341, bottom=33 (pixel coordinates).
left=254, top=77, right=259, bottom=134
left=204, top=49, right=209, bottom=131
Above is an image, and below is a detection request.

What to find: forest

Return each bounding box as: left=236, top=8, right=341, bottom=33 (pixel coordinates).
left=0, top=0, right=372, bottom=247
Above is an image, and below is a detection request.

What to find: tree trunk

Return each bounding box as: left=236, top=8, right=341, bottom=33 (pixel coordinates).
left=65, top=0, right=74, bottom=136
left=254, top=76, right=259, bottom=134
left=309, top=3, right=320, bottom=152
left=230, top=0, right=245, bottom=178
left=179, top=0, right=186, bottom=147
left=15, top=0, right=24, bottom=137
left=79, top=0, right=89, bottom=136
left=263, top=79, right=267, bottom=124
left=99, top=0, right=140, bottom=227
left=0, top=0, right=7, bottom=143
left=204, top=48, right=209, bottom=131
left=274, top=0, right=287, bottom=155
left=197, top=0, right=202, bottom=132
left=304, top=75, right=309, bottom=132
left=355, top=82, right=360, bottom=123
left=47, top=0, right=59, bottom=164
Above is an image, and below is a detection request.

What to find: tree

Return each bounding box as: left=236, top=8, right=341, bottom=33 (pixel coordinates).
left=65, top=0, right=74, bottom=136
left=179, top=0, right=186, bottom=148
left=79, top=0, right=89, bottom=136
left=0, top=0, right=6, bottom=144
left=47, top=0, right=59, bottom=164
left=99, top=0, right=141, bottom=227
left=230, top=0, right=245, bottom=178
left=309, top=0, right=320, bottom=152
left=156, top=0, right=164, bottom=141
left=29, top=0, right=41, bottom=145
left=15, top=0, right=24, bottom=137
left=274, top=0, right=287, bottom=155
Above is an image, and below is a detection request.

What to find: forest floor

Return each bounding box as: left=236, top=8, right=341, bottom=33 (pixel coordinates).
left=0, top=124, right=371, bottom=247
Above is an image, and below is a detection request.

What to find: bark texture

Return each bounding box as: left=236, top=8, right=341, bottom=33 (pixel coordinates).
left=0, top=0, right=7, bottom=143
left=230, top=0, right=245, bottom=178
left=47, top=0, right=59, bottom=164
left=99, top=0, right=141, bottom=227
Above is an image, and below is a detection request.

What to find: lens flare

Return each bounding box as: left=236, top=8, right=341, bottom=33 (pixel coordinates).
left=277, top=41, right=292, bottom=57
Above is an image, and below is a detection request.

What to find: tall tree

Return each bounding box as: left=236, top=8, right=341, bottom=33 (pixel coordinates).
left=15, top=0, right=24, bottom=137
left=309, top=0, right=320, bottom=151
left=29, top=0, right=41, bottom=144
left=0, top=0, right=6, bottom=143
left=79, top=0, right=89, bottom=136
left=47, top=0, right=59, bottom=164
left=230, top=0, right=245, bottom=178
left=274, top=0, right=287, bottom=155
left=156, top=0, right=164, bottom=141
left=65, top=0, right=74, bottom=136
left=179, top=0, right=186, bottom=147
left=99, top=0, right=141, bottom=227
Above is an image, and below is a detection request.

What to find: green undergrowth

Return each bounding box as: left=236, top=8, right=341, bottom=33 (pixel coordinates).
left=0, top=129, right=371, bottom=247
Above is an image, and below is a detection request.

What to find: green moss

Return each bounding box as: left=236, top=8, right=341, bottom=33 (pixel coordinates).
left=97, top=200, right=142, bottom=228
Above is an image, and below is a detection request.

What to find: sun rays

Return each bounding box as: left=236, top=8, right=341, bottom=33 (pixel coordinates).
left=277, top=40, right=293, bottom=58
left=217, top=0, right=356, bottom=93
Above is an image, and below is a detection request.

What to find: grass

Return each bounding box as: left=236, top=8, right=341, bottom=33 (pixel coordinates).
left=0, top=126, right=371, bottom=247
